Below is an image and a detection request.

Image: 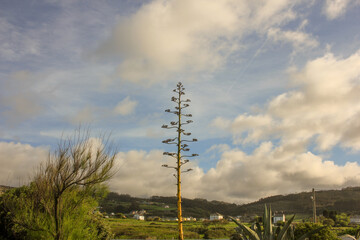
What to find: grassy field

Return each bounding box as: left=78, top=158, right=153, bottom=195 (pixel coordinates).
left=107, top=218, right=360, bottom=239
left=285, top=213, right=312, bottom=223
left=108, top=218, right=238, bottom=239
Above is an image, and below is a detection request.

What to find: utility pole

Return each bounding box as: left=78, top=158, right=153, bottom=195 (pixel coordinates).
left=311, top=188, right=316, bottom=223
left=162, top=82, right=198, bottom=240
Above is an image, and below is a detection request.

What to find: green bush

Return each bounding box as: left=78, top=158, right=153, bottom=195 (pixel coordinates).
left=336, top=213, right=350, bottom=227
left=294, top=222, right=338, bottom=240
left=322, top=218, right=335, bottom=226
left=337, top=226, right=360, bottom=236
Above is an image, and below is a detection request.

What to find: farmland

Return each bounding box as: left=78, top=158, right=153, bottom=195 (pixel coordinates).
left=106, top=218, right=360, bottom=239
left=107, top=218, right=238, bottom=239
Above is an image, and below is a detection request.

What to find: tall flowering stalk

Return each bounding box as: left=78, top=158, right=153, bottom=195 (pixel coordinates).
left=162, top=82, right=198, bottom=240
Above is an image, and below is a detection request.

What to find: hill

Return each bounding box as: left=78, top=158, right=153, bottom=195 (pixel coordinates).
left=100, top=187, right=360, bottom=218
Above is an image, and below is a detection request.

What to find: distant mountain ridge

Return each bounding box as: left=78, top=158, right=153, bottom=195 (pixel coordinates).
left=2, top=185, right=360, bottom=217
left=100, top=187, right=360, bottom=218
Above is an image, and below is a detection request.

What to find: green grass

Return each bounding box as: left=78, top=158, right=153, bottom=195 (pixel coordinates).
left=107, top=218, right=360, bottom=239
left=108, top=218, right=237, bottom=239
left=285, top=213, right=311, bottom=222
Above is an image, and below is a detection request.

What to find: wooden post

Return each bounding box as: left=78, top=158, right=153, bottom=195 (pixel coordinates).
left=312, top=188, right=316, bottom=223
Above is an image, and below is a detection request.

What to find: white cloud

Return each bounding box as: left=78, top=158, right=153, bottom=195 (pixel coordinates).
left=109, top=144, right=360, bottom=203
left=96, top=0, right=240, bottom=83
left=113, top=96, right=138, bottom=116
left=214, top=50, right=360, bottom=151
left=211, top=117, right=232, bottom=130
left=323, top=0, right=355, bottom=19
left=0, top=142, right=48, bottom=186
left=109, top=149, right=204, bottom=198
left=205, top=144, right=231, bottom=154
left=267, top=27, right=318, bottom=52
left=95, top=0, right=306, bottom=83
left=2, top=140, right=360, bottom=203
left=196, top=142, right=360, bottom=203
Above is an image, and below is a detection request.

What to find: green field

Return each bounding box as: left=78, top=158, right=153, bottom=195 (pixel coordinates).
left=108, top=218, right=238, bottom=239
left=107, top=218, right=360, bottom=239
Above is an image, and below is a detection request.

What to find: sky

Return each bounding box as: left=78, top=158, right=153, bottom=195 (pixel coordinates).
left=1, top=0, right=360, bottom=204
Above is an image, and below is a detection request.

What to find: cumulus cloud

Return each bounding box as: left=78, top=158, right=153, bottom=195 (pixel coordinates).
left=196, top=142, right=360, bottom=203
left=213, top=50, right=360, bottom=151
left=106, top=149, right=204, bottom=198
left=0, top=142, right=48, bottom=186
left=95, top=0, right=240, bottom=83
left=3, top=139, right=360, bottom=203
left=108, top=145, right=360, bottom=203
left=113, top=96, right=138, bottom=116
left=323, top=0, right=357, bottom=19
left=95, top=0, right=306, bottom=83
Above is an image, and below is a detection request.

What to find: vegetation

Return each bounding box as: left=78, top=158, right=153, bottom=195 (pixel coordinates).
left=0, top=129, right=116, bottom=240
left=99, top=187, right=360, bottom=219
left=100, top=192, right=239, bottom=218
left=108, top=218, right=237, bottom=239
left=230, top=205, right=325, bottom=240
left=161, top=82, right=198, bottom=240
left=294, top=223, right=338, bottom=240
left=245, top=187, right=360, bottom=215
left=102, top=216, right=360, bottom=239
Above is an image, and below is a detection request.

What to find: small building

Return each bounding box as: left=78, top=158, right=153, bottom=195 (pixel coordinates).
left=164, top=205, right=170, bottom=209
left=350, top=215, right=360, bottom=224
left=273, top=214, right=285, bottom=223
left=210, top=213, right=223, bottom=221
left=134, top=214, right=145, bottom=220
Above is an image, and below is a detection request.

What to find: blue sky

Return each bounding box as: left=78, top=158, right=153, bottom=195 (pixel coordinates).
left=1, top=0, right=360, bottom=203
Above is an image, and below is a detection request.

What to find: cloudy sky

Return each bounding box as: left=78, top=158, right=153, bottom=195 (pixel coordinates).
left=1, top=0, right=360, bottom=203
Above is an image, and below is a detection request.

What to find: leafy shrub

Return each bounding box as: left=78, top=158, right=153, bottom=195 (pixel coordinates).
left=294, top=222, right=338, bottom=240
left=322, top=218, right=335, bottom=226
left=337, top=226, right=360, bottom=236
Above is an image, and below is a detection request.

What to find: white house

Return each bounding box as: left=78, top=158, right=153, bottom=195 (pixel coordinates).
left=210, top=213, right=223, bottom=221
left=273, top=214, right=285, bottom=223
left=134, top=214, right=145, bottom=220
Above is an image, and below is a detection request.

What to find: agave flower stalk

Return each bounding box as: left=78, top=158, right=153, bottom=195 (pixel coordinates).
left=162, top=82, right=198, bottom=240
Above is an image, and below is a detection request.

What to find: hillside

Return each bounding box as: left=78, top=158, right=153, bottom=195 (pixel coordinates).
left=100, top=187, right=360, bottom=218
left=2, top=184, right=360, bottom=217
